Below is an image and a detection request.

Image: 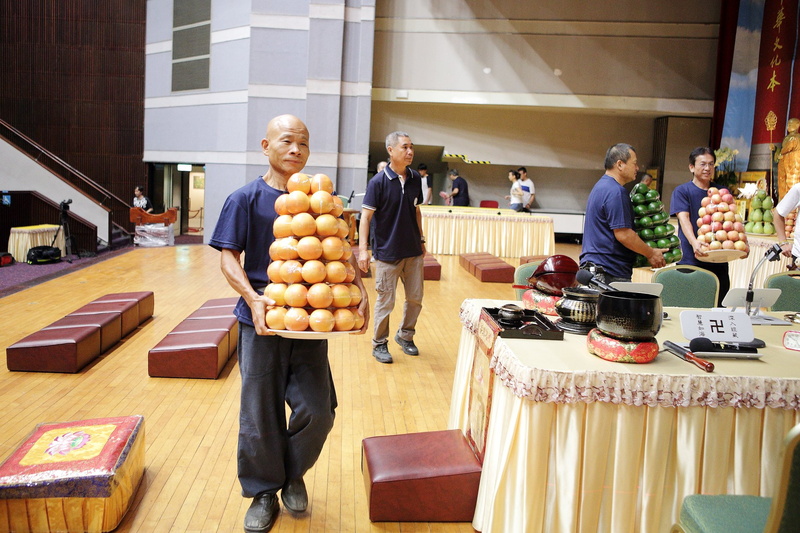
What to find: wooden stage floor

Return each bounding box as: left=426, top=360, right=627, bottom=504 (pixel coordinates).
left=0, top=243, right=578, bottom=532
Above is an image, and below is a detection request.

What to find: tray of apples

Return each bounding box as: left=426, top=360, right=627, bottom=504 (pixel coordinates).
left=695, top=187, right=749, bottom=262
left=786, top=208, right=797, bottom=240
left=264, top=172, right=365, bottom=337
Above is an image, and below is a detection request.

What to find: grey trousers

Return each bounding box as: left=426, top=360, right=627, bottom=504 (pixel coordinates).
left=373, top=254, right=424, bottom=346
left=237, top=323, right=336, bottom=498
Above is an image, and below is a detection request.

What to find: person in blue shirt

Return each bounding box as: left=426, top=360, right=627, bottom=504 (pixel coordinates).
left=446, top=168, right=470, bottom=206
left=670, top=146, right=731, bottom=304
left=357, top=131, right=425, bottom=364
left=209, top=114, right=369, bottom=533
left=580, top=143, right=667, bottom=283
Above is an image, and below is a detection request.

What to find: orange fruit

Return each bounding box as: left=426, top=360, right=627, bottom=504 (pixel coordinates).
left=287, top=173, right=311, bottom=194
left=286, top=190, right=311, bottom=214
left=284, top=307, right=310, bottom=331
left=348, top=284, right=362, bottom=306
left=297, top=236, right=323, bottom=260
left=340, top=240, right=352, bottom=260
left=332, top=308, right=355, bottom=331
left=344, top=262, right=356, bottom=282
left=316, top=214, right=339, bottom=236
left=274, top=194, right=290, bottom=216
left=267, top=260, right=284, bottom=283
left=330, top=284, right=352, bottom=307
left=309, top=309, right=335, bottom=332
left=284, top=284, right=308, bottom=308
left=269, top=240, right=281, bottom=261
left=325, top=261, right=347, bottom=283
left=306, top=283, right=334, bottom=309
left=336, top=218, right=350, bottom=239
left=291, top=212, right=317, bottom=237
left=310, top=173, right=334, bottom=194
left=320, top=236, right=344, bottom=260
left=330, top=196, right=344, bottom=217
left=276, top=237, right=299, bottom=260
left=265, top=283, right=288, bottom=306
left=265, top=307, right=288, bottom=330
left=309, top=190, right=334, bottom=214
left=273, top=214, right=294, bottom=238
left=279, top=260, right=304, bottom=284
left=352, top=309, right=365, bottom=330
left=302, top=260, right=327, bottom=283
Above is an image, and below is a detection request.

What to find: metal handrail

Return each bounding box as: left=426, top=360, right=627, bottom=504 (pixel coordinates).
left=0, top=118, right=132, bottom=231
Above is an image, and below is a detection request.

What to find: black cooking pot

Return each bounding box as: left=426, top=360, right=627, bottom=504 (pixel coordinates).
left=595, top=291, right=663, bottom=341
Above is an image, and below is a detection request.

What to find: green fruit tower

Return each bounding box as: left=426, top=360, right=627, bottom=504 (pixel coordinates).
left=630, top=182, right=681, bottom=267
left=743, top=189, right=776, bottom=235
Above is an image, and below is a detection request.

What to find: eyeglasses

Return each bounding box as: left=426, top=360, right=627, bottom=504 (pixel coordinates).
left=694, top=162, right=715, bottom=169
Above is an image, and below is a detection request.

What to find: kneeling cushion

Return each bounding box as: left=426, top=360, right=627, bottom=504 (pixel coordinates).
left=7, top=327, right=101, bottom=373
left=148, top=329, right=229, bottom=379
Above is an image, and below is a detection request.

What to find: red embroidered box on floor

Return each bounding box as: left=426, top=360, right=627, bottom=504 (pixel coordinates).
left=0, top=415, right=145, bottom=533
left=361, top=429, right=481, bottom=522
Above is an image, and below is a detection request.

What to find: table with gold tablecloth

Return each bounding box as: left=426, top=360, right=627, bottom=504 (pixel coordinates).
left=7, top=224, right=66, bottom=262
left=633, top=234, right=794, bottom=289
left=420, top=205, right=555, bottom=257
left=449, top=298, right=800, bottom=533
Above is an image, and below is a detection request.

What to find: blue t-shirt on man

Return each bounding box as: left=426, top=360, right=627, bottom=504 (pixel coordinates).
left=580, top=174, right=637, bottom=280
left=451, top=176, right=470, bottom=206
left=362, top=165, right=424, bottom=262
left=208, top=177, right=281, bottom=327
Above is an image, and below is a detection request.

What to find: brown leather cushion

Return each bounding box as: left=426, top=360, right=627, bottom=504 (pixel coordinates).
left=7, top=327, right=101, bottom=373
left=467, top=256, right=504, bottom=276
left=70, top=301, right=139, bottom=337
left=474, top=262, right=515, bottom=282
left=170, top=316, right=238, bottom=355
left=199, top=297, right=239, bottom=309
left=185, top=307, right=235, bottom=320
left=43, top=313, right=122, bottom=353
left=362, top=430, right=481, bottom=522
left=93, top=292, right=154, bottom=323
left=148, top=330, right=229, bottom=379
left=458, top=252, right=493, bottom=269
left=423, top=259, right=441, bottom=281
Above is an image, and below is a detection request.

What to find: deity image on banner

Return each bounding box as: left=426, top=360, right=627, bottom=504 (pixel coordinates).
left=778, top=118, right=800, bottom=200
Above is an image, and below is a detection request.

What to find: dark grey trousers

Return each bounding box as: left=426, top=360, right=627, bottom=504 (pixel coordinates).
left=237, top=323, right=336, bottom=497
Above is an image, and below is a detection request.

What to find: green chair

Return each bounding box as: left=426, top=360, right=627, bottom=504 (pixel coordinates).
left=513, top=261, right=543, bottom=299
left=765, top=272, right=800, bottom=312
left=671, top=423, right=800, bottom=533
left=337, top=194, right=350, bottom=208
left=652, top=265, right=719, bottom=308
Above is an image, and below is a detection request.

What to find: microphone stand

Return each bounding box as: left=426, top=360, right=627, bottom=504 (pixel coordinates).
left=744, top=243, right=783, bottom=316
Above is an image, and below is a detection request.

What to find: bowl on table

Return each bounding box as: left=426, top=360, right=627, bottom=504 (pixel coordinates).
left=595, top=291, right=663, bottom=341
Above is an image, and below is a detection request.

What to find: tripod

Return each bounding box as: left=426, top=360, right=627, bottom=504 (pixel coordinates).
left=53, top=200, right=74, bottom=263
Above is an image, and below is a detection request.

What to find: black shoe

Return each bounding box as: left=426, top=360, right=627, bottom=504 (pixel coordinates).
left=394, top=334, right=419, bottom=356
left=244, top=492, right=280, bottom=533
left=281, top=477, right=308, bottom=513
left=373, top=343, right=393, bottom=363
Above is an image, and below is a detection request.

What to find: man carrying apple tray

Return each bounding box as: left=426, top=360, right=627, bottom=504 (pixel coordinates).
left=209, top=114, right=369, bottom=533
left=670, top=146, right=734, bottom=306
left=774, top=182, right=800, bottom=268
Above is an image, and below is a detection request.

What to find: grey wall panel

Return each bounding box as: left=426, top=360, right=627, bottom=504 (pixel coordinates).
left=249, top=28, right=310, bottom=86
left=308, top=19, right=345, bottom=80
left=211, top=0, right=250, bottom=30
left=144, top=104, right=249, bottom=152
left=253, top=0, right=310, bottom=16
left=306, top=94, right=342, bottom=153
left=246, top=98, right=308, bottom=149
left=145, top=52, right=174, bottom=97
left=337, top=95, right=369, bottom=154
left=203, top=162, right=250, bottom=242
left=211, top=40, right=251, bottom=92
left=146, top=0, right=173, bottom=42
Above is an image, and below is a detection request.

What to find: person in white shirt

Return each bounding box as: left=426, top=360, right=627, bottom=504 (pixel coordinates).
left=518, top=166, right=535, bottom=211
left=504, top=169, right=524, bottom=211
left=774, top=182, right=800, bottom=266
left=418, top=163, right=432, bottom=205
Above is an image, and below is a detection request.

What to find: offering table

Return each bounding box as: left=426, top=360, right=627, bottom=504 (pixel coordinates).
left=7, top=224, right=65, bottom=262
left=449, top=298, right=800, bottom=533
left=420, top=206, right=555, bottom=257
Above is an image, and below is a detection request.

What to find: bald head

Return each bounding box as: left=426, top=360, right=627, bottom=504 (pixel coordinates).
left=261, top=114, right=310, bottom=186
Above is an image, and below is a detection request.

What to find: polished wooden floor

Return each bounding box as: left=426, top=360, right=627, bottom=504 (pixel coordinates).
left=0, top=243, right=580, bottom=532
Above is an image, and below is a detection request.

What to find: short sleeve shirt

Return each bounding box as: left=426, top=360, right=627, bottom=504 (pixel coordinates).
left=777, top=183, right=800, bottom=257
left=208, top=178, right=282, bottom=326
left=362, top=165, right=424, bottom=262
left=580, top=174, right=636, bottom=279
left=451, top=176, right=470, bottom=206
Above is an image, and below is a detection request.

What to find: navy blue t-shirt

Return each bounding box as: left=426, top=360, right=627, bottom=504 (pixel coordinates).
left=451, top=176, right=470, bottom=206
left=362, top=165, right=424, bottom=262
left=208, top=177, right=281, bottom=327
left=580, top=174, right=636, bottom=279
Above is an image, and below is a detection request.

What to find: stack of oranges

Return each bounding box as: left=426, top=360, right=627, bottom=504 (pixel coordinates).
left=265, top=172, right=364, bottom=333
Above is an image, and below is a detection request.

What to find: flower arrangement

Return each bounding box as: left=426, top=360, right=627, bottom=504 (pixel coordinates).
left=714, top=147, right=740, bottom=190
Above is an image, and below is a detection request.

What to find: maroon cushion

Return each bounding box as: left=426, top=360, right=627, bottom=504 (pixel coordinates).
left=93, top=292, right=154, bottom=323
left=199, top=297, right=239, bottom=309
left=362, top=430, right=481, bottom=522
left=185, top=307, right=235, bottom=320
left=70, top=301, right=139, bottom=337
left=43, top=313, right=122, bottom=353
left=148, top=330, right=230, bottom=379
left=170, top=316, right=238, bottom=355
left=7, top=327, right=101, bottom=373
left=474, top=262, right=515, bottom=282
